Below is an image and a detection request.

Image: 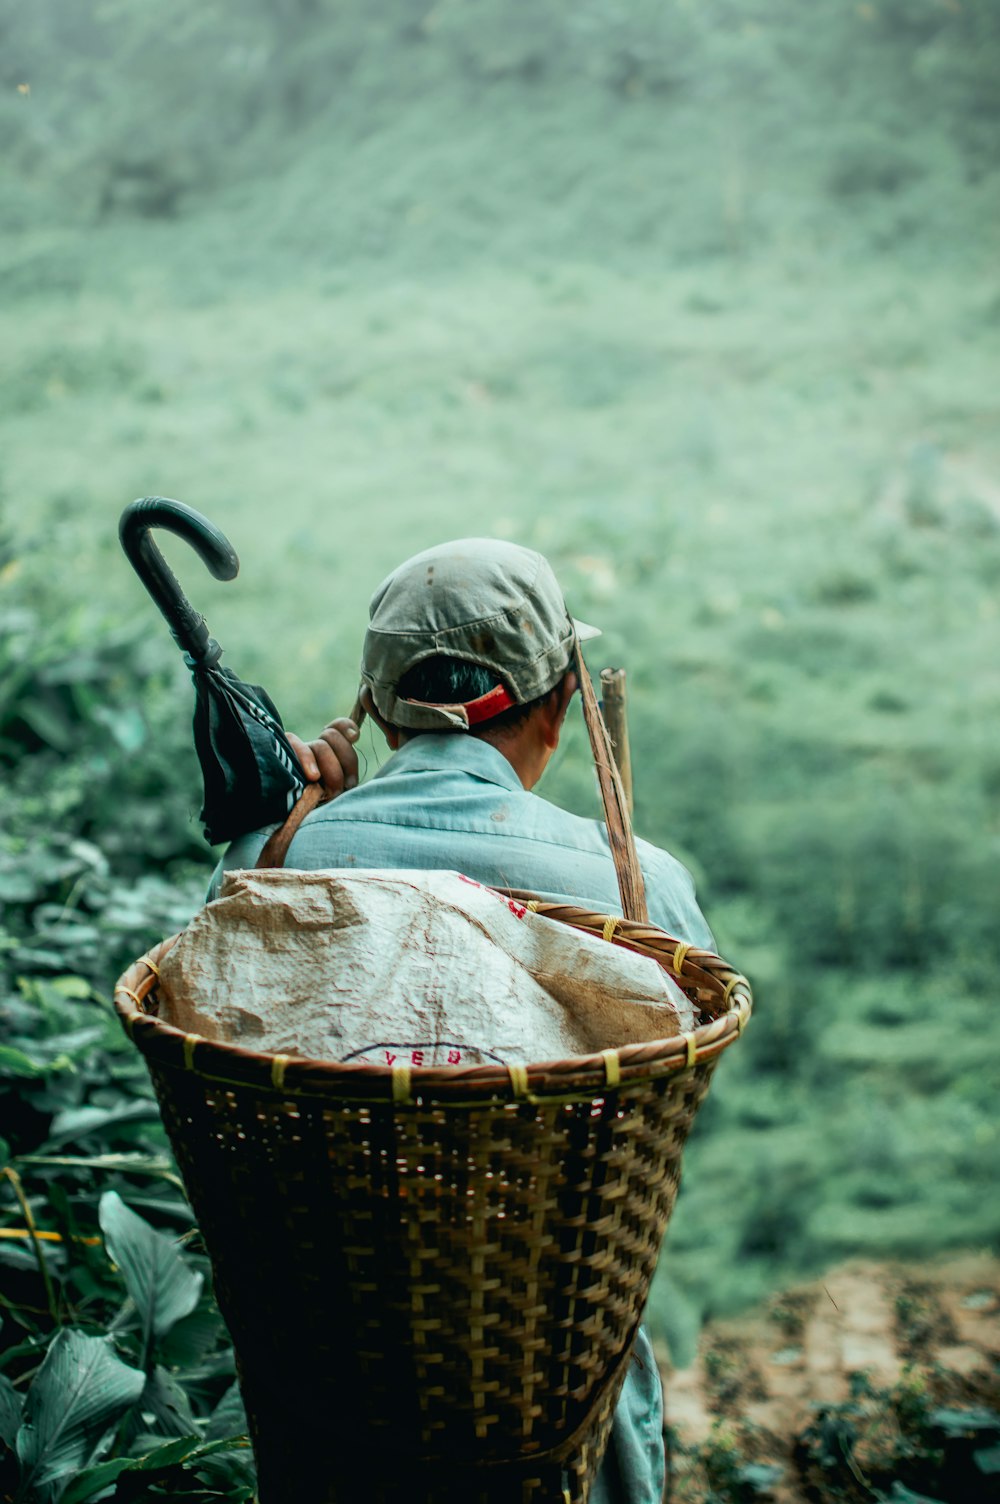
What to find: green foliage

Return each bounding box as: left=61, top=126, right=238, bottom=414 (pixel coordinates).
left=98, top=1194, right=204, bottom=1368
left=797, top=1370, right=1000, bottom=1503
left=672, top=1375, right=1000, bottom=1503
left=14, top=1330, right=145, bottom=1504
left=670, top=1419, right=787, bottom=1503
left=0, top=1157, right=249, bottom=1502
left=0, top=1375, right=23, bottom=1449
left=0, top=528, right=246, bottom=1502
left=58, top=1435, right=249, bottom=1504
left=0, top=521, right=209, bottom=873
left=0, top=1211, right=252, bottom=1503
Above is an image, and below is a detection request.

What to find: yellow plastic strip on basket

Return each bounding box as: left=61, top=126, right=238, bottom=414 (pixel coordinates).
left=601, top=1048, right=621, bottom=1088
left=602, top=916, right=619, bottom=944
left=507, top=1062, right=530, bottom=1099
left=161, top=1037, right=710, bottom=1105
left=271, top=1054, right=290, bottom=1090
left=526, top=899, right=540, bottom=912
left=723, top=973, right=750, bottom=1008
left=672, top=940, right=690, bottom=976
left=183, top=1033, right=201, bottom=1071
left=392, top=1063, right=412, bottom=1104
left=119, top=987, right=144, bottom=1011
left=141, top=957, right=161, bottom=978
left=158, top=1067, right=688, bottom=1110
left=684, top=1033, right=698, bottom=1068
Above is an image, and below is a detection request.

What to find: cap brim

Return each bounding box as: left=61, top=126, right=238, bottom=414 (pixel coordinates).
left=572, top=617, right=601, bottom=642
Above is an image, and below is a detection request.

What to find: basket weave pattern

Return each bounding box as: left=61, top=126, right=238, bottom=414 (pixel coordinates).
left=115, top=902, right=750, bottom=1503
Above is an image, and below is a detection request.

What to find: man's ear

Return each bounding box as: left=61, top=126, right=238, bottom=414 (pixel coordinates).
left=559, top=671, right=579, bottom=718
left=360, top=686, right=402, bottom=750
left=540, top=672, right=578, bottom=750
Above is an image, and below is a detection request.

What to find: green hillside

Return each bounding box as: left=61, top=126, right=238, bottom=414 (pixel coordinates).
left=1, top=3, right=998, bottom=1488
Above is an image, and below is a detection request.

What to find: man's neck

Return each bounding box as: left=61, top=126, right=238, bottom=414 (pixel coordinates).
left=396, top=727, right=546, bottom=790
left=478, top=728, right=549, bottom=791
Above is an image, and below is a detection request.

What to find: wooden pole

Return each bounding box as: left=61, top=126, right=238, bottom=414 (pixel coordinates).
left=578, top=653, right=646, bottom=922
left=599, top=668, right=634, bottom=818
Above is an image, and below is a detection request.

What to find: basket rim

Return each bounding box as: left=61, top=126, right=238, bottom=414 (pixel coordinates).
left=114, top=890, right=751, bottom=1104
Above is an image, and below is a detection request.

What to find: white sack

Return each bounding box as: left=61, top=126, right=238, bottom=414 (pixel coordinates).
left=156, top=868, right=694, bottom=1067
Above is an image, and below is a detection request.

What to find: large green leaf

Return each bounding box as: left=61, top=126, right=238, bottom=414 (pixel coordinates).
left=976, top=1444, right=1000, bottom=1475
left=13, top=1329, right=144, bottom=1503
left=205, top=1380, right=248, bottom=1442
left=56, top=1454, right=145, bottom=1504
left=58, top=1434, right=201, bottom=1504
left=882, top=1486, right=947, bottom=1504
left=157, top=1302, right=225, bottom=1368
left=14, top=1027, right=105, bottom=1065
left=17, top=697, right=75, bottom=753
left=0, top=1371, right=23, bottom=1449
left=188, top=1433, right=257, bottom=1499
left=48, top=1101, right=160, bottom=1147
left=15, top=1153, right=183, bottom=1190
left=0, top=1045, right=47, bottom=1079
left=59, top=1434, right=249, bottom=1504
left=928, top=1405, right=1000, bottom=1436
left=0, top=870, right=42, bottom=903
left=98, top=1192, right=203, bottom=1364
left=138, top=1365, right=198, bottom=1437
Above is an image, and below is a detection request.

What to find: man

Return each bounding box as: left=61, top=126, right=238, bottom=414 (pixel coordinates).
left=215, top=537, right=713, bottom=1503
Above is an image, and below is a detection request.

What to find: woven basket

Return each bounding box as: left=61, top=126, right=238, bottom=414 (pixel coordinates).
left=114, top=897, right=750, bottom=1504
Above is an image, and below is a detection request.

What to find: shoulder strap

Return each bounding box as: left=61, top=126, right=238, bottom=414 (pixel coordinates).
left=255, top=781, right=324, bottom=869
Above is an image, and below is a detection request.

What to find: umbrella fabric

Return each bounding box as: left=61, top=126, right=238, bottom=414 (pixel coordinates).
left=118, top=497, right=310, bottom=850
left=191, top=657, right=307, bottom=847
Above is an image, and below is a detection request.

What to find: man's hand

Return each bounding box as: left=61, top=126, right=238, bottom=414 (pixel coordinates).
left=287, top=719, right=360, bottom=801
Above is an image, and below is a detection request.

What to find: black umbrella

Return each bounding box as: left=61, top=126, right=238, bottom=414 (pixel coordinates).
left=119, top=497, right=309, bottom=846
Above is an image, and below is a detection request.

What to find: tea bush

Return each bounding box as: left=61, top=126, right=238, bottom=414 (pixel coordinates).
left=0, top=523, right=244, bottom=1502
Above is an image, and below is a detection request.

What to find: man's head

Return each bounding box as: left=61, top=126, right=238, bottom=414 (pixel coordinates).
left=360, top=538, right=597, bottom=731
left=358, top=538, right=597, bottom=784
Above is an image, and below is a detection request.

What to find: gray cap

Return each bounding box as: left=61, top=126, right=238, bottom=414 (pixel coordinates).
left=360, top=538, right=599, bottom=732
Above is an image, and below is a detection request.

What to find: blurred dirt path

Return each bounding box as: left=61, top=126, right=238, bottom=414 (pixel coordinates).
left=660, top=1252, right=1000, bottom=1502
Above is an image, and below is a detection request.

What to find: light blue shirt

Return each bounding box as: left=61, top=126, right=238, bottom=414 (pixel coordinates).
left=213, top=734, right=714, bottom=1502
left=215, top=734, right=713, bottom=948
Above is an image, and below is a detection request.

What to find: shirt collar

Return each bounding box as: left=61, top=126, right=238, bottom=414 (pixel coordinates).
left=372, top=734, right=524, bottom=793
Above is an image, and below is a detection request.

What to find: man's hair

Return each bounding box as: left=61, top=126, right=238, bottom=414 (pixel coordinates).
left=395, top=656, right=563, bottom=735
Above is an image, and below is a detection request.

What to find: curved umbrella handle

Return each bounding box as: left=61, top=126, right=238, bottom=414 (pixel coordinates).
left=119, top=497, right=239, bottom=665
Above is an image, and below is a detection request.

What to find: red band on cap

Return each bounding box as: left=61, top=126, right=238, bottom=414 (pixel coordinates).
left=463, top=684, right=515, bottom=725
left=403, top=683, right=515, bottom=726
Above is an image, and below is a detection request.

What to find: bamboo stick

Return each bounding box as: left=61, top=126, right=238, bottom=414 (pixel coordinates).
left=599, top=668, right=634, bottom=817
left=577, top=651, right=647, bottom=923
